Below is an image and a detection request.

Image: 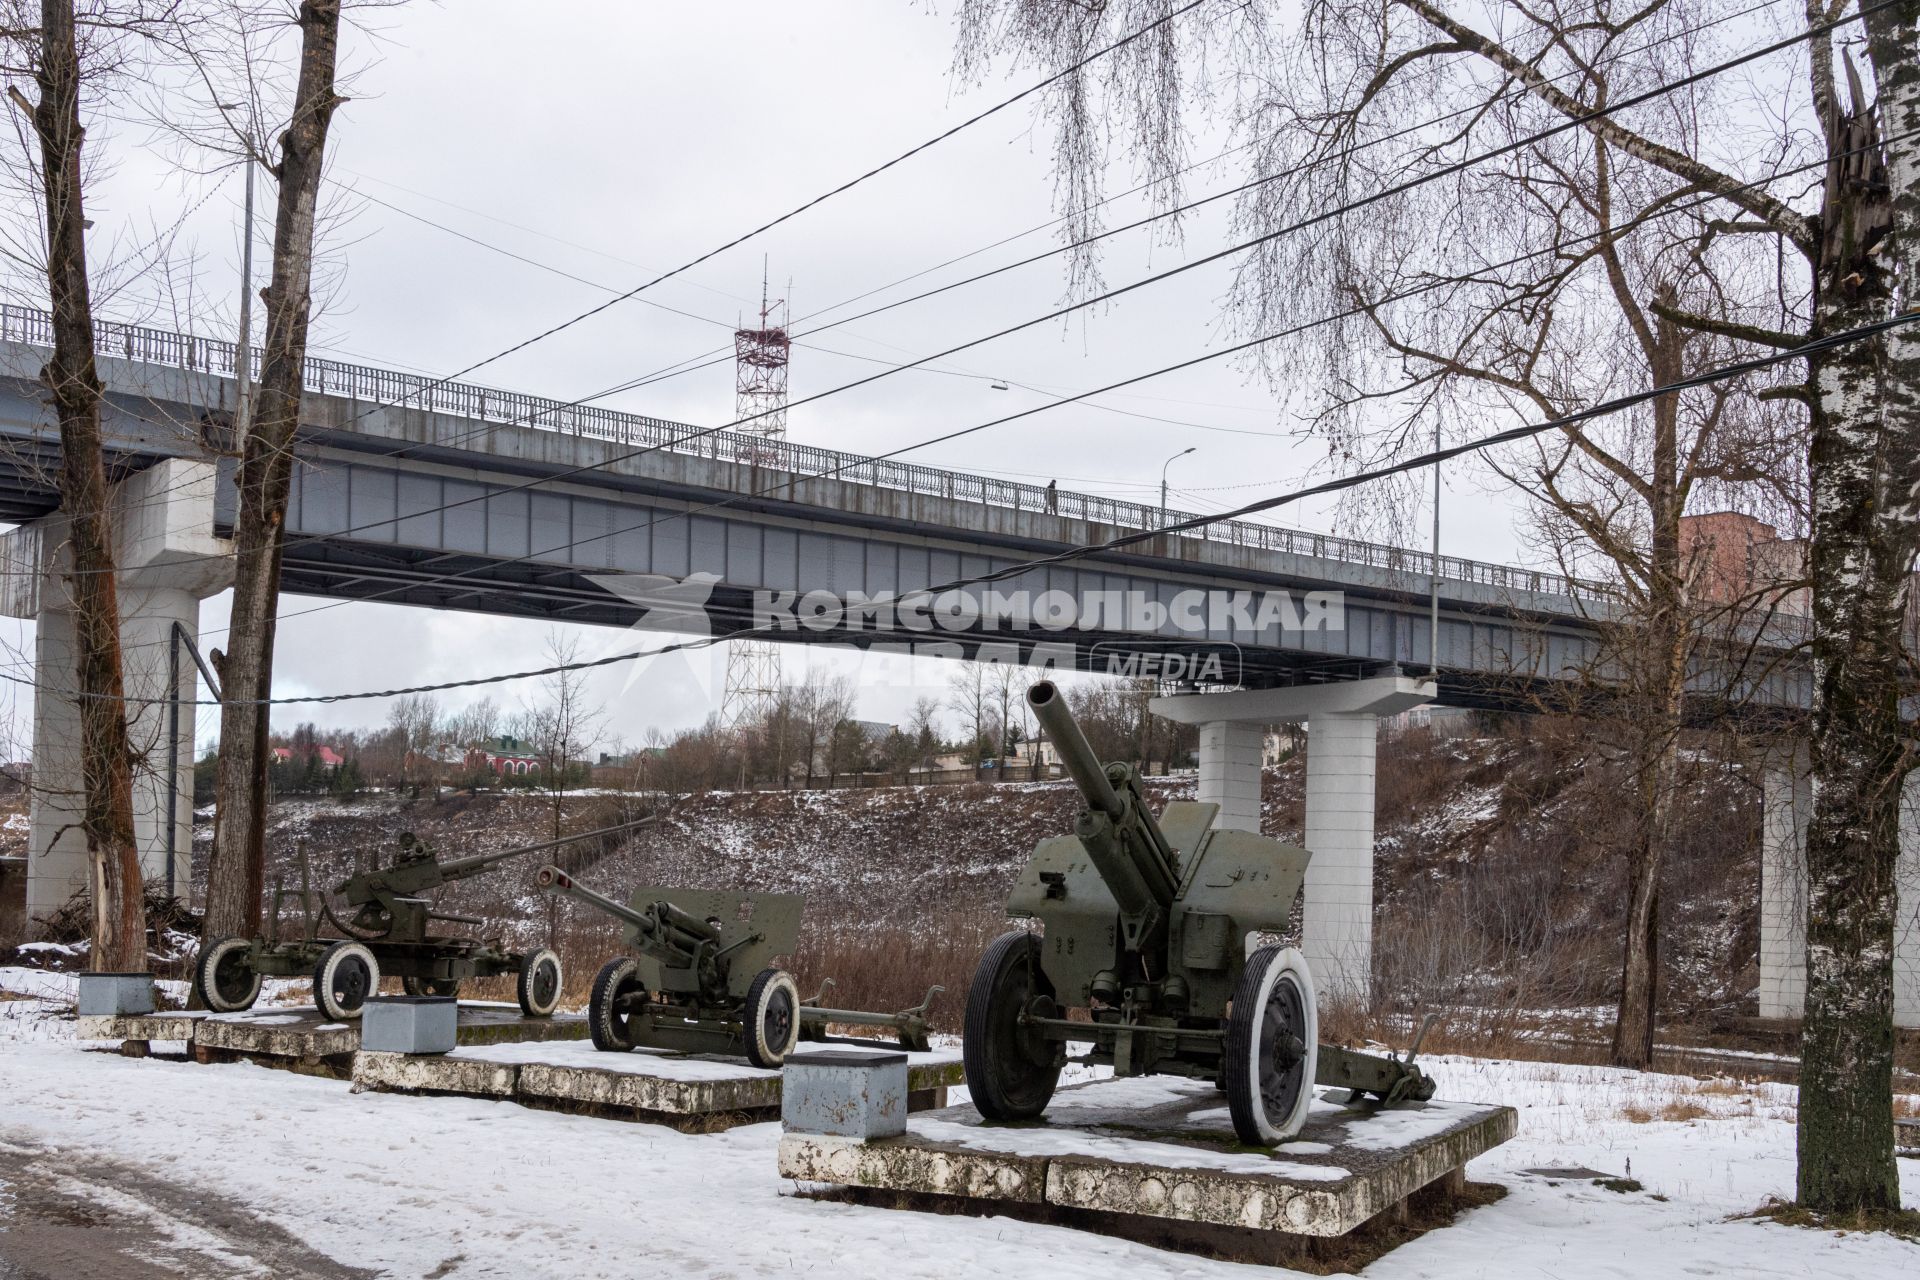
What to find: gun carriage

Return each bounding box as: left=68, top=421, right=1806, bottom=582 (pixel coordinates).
left=537, top=867, right=939, bottom=1068
left=195, top=819, right=652, bottom=1021
left=964, top=681, right=1435, bottom=1146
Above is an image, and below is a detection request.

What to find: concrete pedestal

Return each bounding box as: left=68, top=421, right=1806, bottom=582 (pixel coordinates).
left=1154, top=677, right=1434, bottom=1002
left=777, top=1074, right=1514, bottom=1242
left=0, top=460, right=232, bottom=923
left=351, top=1038, right=964, bottom=1130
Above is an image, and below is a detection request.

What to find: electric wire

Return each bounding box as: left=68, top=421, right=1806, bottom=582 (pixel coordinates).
left=16, top=308, right=1905, bottom=708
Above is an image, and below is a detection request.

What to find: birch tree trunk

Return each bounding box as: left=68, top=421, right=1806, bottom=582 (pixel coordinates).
left=201, top=0, right=345, bottom=942
left=31, top=0, right=145, bottom=971
left=1795, top=2, right=1919, bottom=1214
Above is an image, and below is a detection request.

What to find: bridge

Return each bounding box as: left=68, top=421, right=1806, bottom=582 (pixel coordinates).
left=0, top=303, right=1903, bottom=1024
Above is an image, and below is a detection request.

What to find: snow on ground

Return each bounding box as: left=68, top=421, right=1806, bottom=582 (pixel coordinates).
left=0, top=989, right=1915, bottom=1277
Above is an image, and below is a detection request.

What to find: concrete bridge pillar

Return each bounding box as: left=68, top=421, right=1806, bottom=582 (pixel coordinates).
left=0, top=459, right=232, bottom=930
left=1152, top=675, right=1434, bottom=1005
left=1757, top=740, right=1920, bottom=1029
left=1757, top=743, right=1809, bottom=1021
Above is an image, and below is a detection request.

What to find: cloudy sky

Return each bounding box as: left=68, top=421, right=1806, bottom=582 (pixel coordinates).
left=6, top=1, right=1546, bottom=751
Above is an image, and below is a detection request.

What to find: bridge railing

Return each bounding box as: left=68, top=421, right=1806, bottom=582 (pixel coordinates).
left=0, top=301, right=1606, bottom=603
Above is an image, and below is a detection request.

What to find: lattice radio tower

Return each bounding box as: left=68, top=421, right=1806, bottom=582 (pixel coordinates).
left=721, top=264, right=788, bottom=729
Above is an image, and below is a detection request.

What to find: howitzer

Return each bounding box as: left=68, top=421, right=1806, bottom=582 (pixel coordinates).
left=538, top=867, right=940, bottom=1066
left=194, top=816, right=659, bottom=1021
left=963, top=681, right=1435, bottom=1146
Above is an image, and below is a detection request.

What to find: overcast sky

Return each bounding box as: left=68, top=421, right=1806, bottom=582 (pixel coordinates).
left=5, top=1, right=1547, bottom=752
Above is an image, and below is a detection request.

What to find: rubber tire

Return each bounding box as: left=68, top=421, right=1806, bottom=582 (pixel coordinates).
left=313, top=941, right=380, bottom=1021
left=742, top=968, right=802, bottom=1068
left=962, top=930, right=1061, bottom=1122
left=402, top=975, right=460, bottom=999
left=517, top=948, right=563, bottom=1018
left=589, top=957, right=644, bottom=1052
left=195, top=935, right=262, bottom=1013
left=1224, top=945, right=1318, bottom=1145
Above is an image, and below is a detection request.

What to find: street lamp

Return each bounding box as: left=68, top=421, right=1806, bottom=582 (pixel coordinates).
left=217, top=102, right=256, bottom=442
left=1160, top=446, right=1197, bottom=529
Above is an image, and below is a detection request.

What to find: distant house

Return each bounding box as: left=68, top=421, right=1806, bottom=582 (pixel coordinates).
left=467, top=734, right=544, bottom=778
left=590, top=750, right=642, bottom=788
left=272, top=744, right=344, bottom=771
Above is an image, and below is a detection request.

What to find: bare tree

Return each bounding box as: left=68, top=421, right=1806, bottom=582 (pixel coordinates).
left=907, top=694, right=942, bottom=775
left=945, top=662, right=994, bottom=779
left=203, top=0, right=344, bottom=944
left=385, top=691, right=438, bottom=796
left=948, top=10, right=1919, bottom=1191
left=442, top=695, right=500, bottom=750
left=986, top=661, right=1034, bottom=765
left=5, top=0, right=150, bottom=968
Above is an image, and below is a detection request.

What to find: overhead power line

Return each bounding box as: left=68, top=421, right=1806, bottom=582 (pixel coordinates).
left=24, top=310, right=1915, bottom=709
left=312, top=0, right=1211, bottom=430
left=114, top=125, right=1911, bottom=656
left=24, top=0, right=1811, bottom=578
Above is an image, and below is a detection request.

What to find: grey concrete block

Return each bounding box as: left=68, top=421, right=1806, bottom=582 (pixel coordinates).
left=782, top=1048, right=909, bottom=1140
left=75, top=972, right=155, bottom=1017
left=360, top=996, right=457, bottom=1055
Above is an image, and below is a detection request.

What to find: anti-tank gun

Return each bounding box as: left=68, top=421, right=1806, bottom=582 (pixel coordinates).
left=963, top=681, right=1435, bottom=1145
left=538, top=867, right=941, bottom=1067
left=334, top=832, right=529, bottom=944
left=194, top=817, right=659, bottom=1022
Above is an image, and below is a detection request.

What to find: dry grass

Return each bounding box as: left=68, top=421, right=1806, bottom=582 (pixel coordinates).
left=1659, top=1099, right=1713, bottom=1122
left=1621, top=1104, right=1654, bottom=1124
left=1748, top=1197, right=1920, bottom=1241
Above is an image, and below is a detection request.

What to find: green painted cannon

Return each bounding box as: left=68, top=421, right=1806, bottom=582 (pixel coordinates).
left=194, top=818, right=653, bottom=1021
left=538, top=866, right=940, bottom=1067
left=963, top=681, right=1435, bottom=1145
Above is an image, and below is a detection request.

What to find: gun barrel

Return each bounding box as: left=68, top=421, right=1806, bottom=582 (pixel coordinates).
left=440, top=815, right=663, bottom=879
left=535, top=864, right=652, bottom=933
left=1028, top=681, right=1124, bottom=819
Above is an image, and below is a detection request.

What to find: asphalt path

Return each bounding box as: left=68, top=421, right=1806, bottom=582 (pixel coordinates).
left=0, top=1135, right=378, bottom=1280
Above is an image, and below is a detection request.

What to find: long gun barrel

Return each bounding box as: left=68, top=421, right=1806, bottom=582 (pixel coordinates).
left=437, top=815, right=662, bottom=879
left=535, top=865, right=706, bottom=964
left=1028, top=681, right=1182, bottom=943
left=1029, top=679, right=1124, bottom=820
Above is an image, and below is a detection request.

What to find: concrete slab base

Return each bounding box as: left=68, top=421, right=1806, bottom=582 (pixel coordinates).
left=779, top=1076, right=1515, bottom=1244
left=80, top=1001, right=585, bottom=1078
left=352, top=1039, right=965, bottom=1132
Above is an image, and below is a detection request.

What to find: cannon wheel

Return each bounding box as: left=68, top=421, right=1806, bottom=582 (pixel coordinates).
left=403, top=975, right=460, bottom=999
left=589, top=957, right=646, bottom=1052
left=963, top=931, right=1061, bottom=1121
left=742, top=968, right=801, bottom=1068
left=517, top=948, right=563, bottom=1018
left=1224, top=945, right=1318, bottom=1145
left=313, top=941, right=380, bottom=1021
left=195, top=935, right=262, bottom=1013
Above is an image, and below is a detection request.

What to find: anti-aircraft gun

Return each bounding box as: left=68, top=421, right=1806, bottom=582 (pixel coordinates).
left=537, top=867, right=940, bottom=1068
left=963, top=681, right=1435, bottom=1146
left=195, top=818, right=656, bottom=1021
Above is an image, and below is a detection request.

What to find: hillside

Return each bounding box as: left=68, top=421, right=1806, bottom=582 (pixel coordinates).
left=141, top=721, right=1760, bottom=1027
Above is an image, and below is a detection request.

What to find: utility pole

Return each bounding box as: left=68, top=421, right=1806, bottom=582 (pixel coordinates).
left=1160, top=446, right=1196, bottom=529
left=1429, top=420, right=1441, bottom=675
left=233, top=157, right=255, bottom=440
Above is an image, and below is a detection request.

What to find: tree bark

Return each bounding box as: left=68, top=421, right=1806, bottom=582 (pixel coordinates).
left=202, top=0, right=345, bottom=942
left=1794, top=4, right=1918, bottom=1215
left=31, top=0, right=145, bottom=971
left=1611, top=298, right=1689, bottom=1069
